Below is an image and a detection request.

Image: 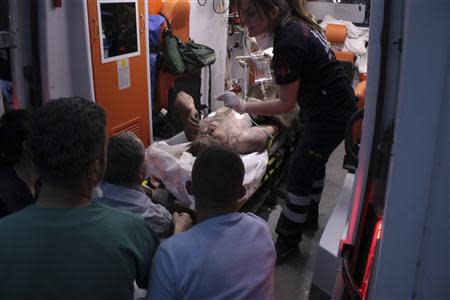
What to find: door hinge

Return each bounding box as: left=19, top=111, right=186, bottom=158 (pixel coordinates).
left=393, top=38, right=403, bottom=53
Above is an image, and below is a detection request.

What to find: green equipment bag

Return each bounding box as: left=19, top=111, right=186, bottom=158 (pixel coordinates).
left=163, top=33, right=186, bottom=74
left=161, top=14, right=216, bottom=74
left=178, top=40, right=216, bottom=73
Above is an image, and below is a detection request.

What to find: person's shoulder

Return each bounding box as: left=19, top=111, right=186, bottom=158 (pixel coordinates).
left=157, top=227, right=196, bottom=255
left=93, top=202, right=147, bottom=227
left=238, top=213, right=273, bottom=241
left=274, top=20, right=311, bottom=56
left=240, top=212, right=268, bottom=226
left=278, top=19, right=309, bottom=39
left=162, top=227, right=194, bottom=245
left=284, top=18, right=301, bottom=30
left=94, top=203, right=159, bottom=244
left=0, top=204, right=35, bottom=230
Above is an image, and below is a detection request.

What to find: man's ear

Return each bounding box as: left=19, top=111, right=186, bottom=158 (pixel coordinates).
left=139, top=163, right=147, bottom=182
left=238, top=185, right=246, bottom=199
left=185, top=180, right=193, bottom=195
left=87, top=160, right=101, bottom=186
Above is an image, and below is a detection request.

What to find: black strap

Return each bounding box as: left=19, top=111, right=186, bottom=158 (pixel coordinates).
left=208, top=65, right=212, bottom=113
left=159, top=13, right=172, bottom=31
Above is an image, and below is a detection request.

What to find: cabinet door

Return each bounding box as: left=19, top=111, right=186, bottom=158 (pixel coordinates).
left=87, top=0, right=151, bottom=146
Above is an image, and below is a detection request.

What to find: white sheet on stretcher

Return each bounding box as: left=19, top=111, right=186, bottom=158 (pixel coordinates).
left=145, top=134, right=268, bottom=210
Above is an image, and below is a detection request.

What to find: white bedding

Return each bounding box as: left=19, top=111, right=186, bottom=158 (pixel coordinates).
left=145, top=133, right=268, bottom=210
left=320, top=15, right=370, bottom=73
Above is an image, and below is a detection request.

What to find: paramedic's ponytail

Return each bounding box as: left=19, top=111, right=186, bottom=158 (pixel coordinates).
left=236, top=0, right=322, bottom=34
left=286, top=0, right=323, bottom=33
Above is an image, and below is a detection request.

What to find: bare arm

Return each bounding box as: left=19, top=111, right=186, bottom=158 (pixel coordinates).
left=244, top=80, right=300, bottom=116
left=174, top=92, right=199, bottom=141
left=174, top=91, right=196, bottom=113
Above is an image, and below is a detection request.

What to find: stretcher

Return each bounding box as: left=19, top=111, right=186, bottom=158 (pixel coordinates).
left=145, top=131, right=268, bottom=210
left=145, top=117, right=299, bottom=214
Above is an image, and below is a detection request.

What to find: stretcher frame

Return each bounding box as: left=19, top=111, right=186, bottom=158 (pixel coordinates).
left=239, top=125, right=300, bottom=216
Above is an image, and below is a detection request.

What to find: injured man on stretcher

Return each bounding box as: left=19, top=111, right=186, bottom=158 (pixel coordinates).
left=146, top=82, right=299, bottom=210
left=176, top=91, right=276, bottom=156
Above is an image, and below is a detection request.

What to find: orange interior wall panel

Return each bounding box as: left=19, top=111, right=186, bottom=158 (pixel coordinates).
left=160, top=0, right=190, bottom=43
left=86, top=0, right=151, bottom=146
left=149, top=0, right=162, bottom=15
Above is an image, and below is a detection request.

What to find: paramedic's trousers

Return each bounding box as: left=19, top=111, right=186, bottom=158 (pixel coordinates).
left=275, top=118, right=348, bottom=245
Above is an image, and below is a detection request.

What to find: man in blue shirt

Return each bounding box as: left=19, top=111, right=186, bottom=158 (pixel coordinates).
left=147, top=146, right=275, bottom=300
left=96, top=131, right=192, bottom=238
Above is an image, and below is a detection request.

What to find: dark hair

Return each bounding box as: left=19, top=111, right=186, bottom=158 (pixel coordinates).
left=104, top=131, right=144, bottom=185
left=0, top=109, right=31, bottom=165
left=187, top=135, right=222, bottom=157
left=29, top=97, right=106, bottom=181
left=191, top=146, right=245, bottom=210
left=237, top=0, right=322, bottom=33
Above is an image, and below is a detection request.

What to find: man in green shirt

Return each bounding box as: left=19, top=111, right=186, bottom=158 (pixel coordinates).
left=0, top=97, right=158, bottom=300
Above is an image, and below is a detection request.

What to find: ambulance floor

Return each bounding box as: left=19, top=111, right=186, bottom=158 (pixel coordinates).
left=268, top=143, right=347, bottom=300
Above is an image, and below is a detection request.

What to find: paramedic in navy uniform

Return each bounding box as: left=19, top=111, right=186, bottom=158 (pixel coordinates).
left=218, top=0, right=356, bottom=264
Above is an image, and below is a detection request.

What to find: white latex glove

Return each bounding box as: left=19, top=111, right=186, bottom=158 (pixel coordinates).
left=216, top=91, right=247, bottom=113
left=262, top=47, right=274, bottom=58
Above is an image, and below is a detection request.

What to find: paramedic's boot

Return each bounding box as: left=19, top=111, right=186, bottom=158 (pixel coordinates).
left=275, top=215, right=302, bottom=265
left=275, top=236, right=299, bottom=266
left=303, top=202, right=319, bottom=235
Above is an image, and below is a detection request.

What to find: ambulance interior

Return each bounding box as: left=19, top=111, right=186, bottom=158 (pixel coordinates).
left=0, top=0, right=448, bottom=299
